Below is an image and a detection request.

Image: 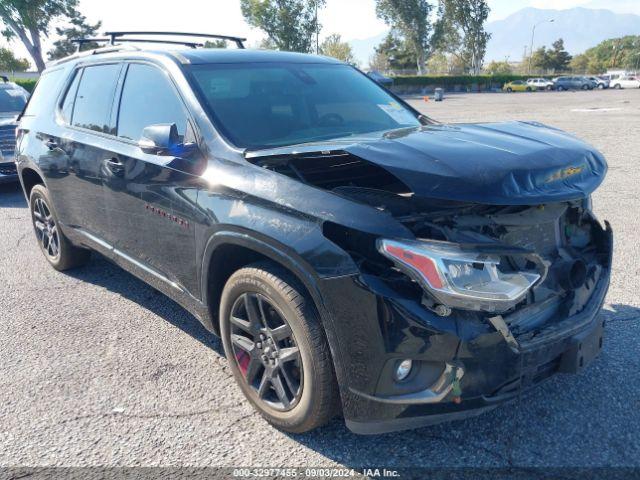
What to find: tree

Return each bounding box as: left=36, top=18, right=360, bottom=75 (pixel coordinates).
left=567, top=36, right=640, bottom=74
left=436, top=0, right=491, bottom=75
left=426, top=51, right=449, bottom=74
left=484, top=60, right=512, bottom=75
left=375, top=0, right=433, bottom=74
left=369, top=50, right=390, bottom=72
left=320, top=34, right=355, bottom=64
left=0, top=0, right=79, bottom=72
left=240, top=0, right=325, bottom=53
left=48, top=14, right=101, bottom=60
left=547, top=38, right=571, bottom=72
left=373, top=32, right=417, bottom=71
left=530, top=46, right=551, bottom=72
left=204, top=39, right=228, bottom=49
left=0, top=47, right=29, bottom=71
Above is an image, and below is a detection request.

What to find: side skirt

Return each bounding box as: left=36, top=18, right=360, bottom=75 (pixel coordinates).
left=67, top=226, right=215, bottom=332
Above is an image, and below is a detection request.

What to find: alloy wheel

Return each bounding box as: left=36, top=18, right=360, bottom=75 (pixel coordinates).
left=32, top=197, right=60, bottom=260
left=229, top=292, right=303, bottom=411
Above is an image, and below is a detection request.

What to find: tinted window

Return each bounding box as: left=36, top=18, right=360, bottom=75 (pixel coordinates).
left=72, top=63, right=121, bottom=133
left=60, top=70, right=81, bottom=123
left=190, top=63, right=420, bottom=149
left=117, top=64, right=187, bottom=141
left=22, top=69, right=64, bottom=117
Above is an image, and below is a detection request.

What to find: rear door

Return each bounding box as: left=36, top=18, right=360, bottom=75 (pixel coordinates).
left=102, top=62, right=204, bottom=296
left=49, top=63, right=123, bottom=243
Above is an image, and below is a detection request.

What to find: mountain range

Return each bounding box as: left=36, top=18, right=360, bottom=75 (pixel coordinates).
left=485, top=7, right=640, bottom=62
left=348, top=7, right=640, bottom=68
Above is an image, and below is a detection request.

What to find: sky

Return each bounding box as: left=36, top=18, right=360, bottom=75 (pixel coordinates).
left=3, top=0, right=640, bottom=69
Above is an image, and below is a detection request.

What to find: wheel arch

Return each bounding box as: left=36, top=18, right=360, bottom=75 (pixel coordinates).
left=19, top=166, right=46, bottom=200
left=200, top=230, right=327, bottom=336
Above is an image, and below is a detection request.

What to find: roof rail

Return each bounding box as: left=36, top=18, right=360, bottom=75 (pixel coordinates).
left=104, top=31, right=246, bottom=49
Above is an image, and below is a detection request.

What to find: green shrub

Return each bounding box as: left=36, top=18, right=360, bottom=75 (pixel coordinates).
left=12, top=78, right=38, bottom=93
left=391, top=74, right=553, bottom=91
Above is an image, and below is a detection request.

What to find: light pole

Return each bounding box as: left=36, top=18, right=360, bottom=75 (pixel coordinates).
left=528, top=19, right=555, bottom=74
left=315, top=1, right=319, bottom=55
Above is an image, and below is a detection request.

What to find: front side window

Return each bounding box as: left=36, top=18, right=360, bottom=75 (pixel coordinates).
left=189, top=63, right=420, bottom=149
left=117, top=63, right=188, bottom=141
left=72, top=63, right=121, bottom=133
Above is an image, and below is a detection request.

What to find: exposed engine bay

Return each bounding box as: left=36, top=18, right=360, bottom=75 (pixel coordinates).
left=330, top=186, right=611, bottom=342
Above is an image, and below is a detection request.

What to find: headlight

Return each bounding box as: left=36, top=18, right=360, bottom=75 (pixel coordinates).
left=378, top=238, right=540, bottom=313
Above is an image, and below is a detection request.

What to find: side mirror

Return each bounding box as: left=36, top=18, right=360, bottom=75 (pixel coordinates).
left=138, top=123, right=196, bottom=157
left=138, top=123, right=179, bottom=155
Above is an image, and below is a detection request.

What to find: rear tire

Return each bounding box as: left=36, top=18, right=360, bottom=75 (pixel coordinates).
left=220, top=262, right=340, bottom=433
left=29, top=184, right=91, bottom=271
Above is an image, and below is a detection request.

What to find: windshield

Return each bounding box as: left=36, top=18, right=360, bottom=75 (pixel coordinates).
left=189, top=63, right=420, bottom=149
left=0, top=87, right=28, bottom=113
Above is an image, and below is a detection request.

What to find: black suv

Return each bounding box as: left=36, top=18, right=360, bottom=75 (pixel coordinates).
left=0, top=76, right=29, bottom=183
left=17, top=33, right=613, bottom=434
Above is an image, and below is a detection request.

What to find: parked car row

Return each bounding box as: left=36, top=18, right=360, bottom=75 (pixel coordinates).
left=504, top=74, right=640, bottom=92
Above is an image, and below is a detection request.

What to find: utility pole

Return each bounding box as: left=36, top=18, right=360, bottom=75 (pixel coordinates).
left=528, top=19, right=554, bottom=74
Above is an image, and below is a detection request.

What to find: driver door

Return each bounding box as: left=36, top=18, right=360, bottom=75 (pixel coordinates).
left=102, top=62, right=203, bottom=296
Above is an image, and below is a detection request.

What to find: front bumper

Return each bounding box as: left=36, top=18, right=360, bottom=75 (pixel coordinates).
left=317, top=225, right=612, bottom=434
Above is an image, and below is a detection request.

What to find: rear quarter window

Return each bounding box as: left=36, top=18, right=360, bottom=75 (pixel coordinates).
left=22, top=69, right=65, bottom=118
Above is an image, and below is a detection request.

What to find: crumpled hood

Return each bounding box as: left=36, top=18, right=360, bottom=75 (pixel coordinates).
left=343, top=121, right=607, bottom=205
left=248, top=121, right=607, bottom=206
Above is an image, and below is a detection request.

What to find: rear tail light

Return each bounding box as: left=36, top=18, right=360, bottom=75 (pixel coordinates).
left=378, top=238, right=540, bottom=313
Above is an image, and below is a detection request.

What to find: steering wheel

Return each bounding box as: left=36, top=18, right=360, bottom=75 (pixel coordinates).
left=317, top=113, right=344, bottom=127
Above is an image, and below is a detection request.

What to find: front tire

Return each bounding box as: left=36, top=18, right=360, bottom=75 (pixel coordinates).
left=29, top=184, right=91, bottom=271
left=220, top=263, right=339, bottom=433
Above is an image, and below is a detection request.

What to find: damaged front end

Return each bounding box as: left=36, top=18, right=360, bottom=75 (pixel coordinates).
left=327, top=191, right=612, bottom=433
left=245, top=125, right=612, bottom=434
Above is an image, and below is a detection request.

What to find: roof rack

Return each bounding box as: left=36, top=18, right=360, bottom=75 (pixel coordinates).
left=104, top=31, right=246, bottom=49
left=71, top=37, right=206, bottom=52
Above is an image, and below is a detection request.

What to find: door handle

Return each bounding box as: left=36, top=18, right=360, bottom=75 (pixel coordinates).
left=105, top=157, right=125, bottom=177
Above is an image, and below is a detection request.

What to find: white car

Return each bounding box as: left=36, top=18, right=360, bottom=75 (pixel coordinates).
left=526, top=78, right=554, bottom=90
left=610, top=76, right=640, bottom=89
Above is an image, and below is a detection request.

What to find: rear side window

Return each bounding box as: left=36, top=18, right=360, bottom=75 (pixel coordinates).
left=117, top=64, right=187, bottom=141
left=22, top=69, right=64, bottom=118
left=72, top=63, right=121, bottom=134
left=60, top=70, right=81, bottom=123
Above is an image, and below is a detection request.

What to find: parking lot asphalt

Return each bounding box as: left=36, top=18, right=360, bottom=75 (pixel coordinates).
left=1, top=89, right=639, bottom=470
